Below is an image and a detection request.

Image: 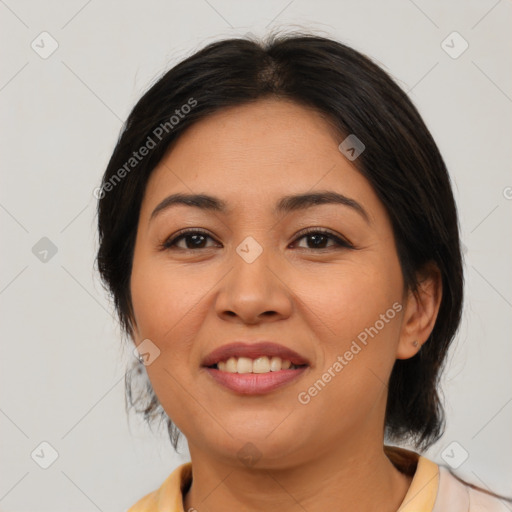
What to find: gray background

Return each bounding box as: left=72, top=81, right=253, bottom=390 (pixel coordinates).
left=1, top=0, right=511, bottom=510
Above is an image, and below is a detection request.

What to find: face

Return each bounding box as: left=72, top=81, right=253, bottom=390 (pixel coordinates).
left=130, top=98, right=415, bottom=468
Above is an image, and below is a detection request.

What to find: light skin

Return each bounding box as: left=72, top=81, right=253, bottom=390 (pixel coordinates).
left=129, top=98, right=442, bottom=512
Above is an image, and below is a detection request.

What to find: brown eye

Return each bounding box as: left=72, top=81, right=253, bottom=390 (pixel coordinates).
left=293, top=228, right=353, bottom=250
left=161, top=229, right=219, bottom=251
left=160, top=228, right=353, bottom=252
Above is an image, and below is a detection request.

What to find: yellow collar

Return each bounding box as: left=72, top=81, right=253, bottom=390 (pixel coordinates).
left=128, top=446, right=439, bottom=512
left=385, top=445, right=440, bottom=511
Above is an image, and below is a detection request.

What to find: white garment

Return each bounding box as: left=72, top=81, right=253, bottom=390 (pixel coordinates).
left=433, top=465, right=511, bottom=512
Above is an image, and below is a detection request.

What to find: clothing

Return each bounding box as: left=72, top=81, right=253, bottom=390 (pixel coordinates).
left=127, top=445, right=509, bottom=511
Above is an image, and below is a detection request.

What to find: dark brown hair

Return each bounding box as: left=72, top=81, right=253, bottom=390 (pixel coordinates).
left=96, top=31, right=464, bottom=453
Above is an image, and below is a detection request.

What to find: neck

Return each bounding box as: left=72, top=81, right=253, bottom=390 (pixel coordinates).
left=183, top=437, right=414, bottom=512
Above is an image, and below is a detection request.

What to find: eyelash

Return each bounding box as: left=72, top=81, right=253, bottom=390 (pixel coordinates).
left=159, top=227, right=354, bottom=252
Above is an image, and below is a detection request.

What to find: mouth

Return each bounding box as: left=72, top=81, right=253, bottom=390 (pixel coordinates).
left=208, top=356, right=306, bottom=373
left=201, top=342, right=310, bottom=395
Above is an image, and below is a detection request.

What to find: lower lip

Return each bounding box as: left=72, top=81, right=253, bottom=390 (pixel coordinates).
left=203, top=367, right=308, bottom=395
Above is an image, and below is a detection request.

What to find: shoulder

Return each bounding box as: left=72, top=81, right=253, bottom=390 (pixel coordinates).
left=125, top=490, right=159, bottom=512
left=125, top=462, right=193, bottom=512
left=433, top=465, right=511, bottom=512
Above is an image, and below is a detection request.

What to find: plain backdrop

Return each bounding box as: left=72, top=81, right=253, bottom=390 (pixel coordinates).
left=1, top=0, right=511, bottom=510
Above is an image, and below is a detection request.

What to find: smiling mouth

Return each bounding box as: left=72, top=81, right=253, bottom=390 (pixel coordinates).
left=208, top=356, right=307, bottom=374
left=204, top=357, right=309, bottom=395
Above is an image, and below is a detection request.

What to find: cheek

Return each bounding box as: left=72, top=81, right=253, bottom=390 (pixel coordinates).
left=295, top=256, right=403, bottom=407
left=130, top=257, right=204, bottom=342
left=130, top=260, right=204, bottom=431
left=301, top=258, right=403, bottom=343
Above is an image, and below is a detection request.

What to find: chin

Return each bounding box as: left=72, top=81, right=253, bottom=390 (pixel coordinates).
left=193, top=424, right=311, bottom=469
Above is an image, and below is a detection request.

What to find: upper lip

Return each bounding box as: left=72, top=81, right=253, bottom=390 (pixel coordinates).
left=202, top=342, right=310, bottom=367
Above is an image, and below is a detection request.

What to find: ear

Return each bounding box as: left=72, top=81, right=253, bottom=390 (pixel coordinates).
left=130, top=320, right=141, bottom=346
left=126, top=274, right=141, bottom=345
left=396, top=262, right=443, bottom=360
left=130, top=325, right=140, bottom=345
left=126, top=307, right=141, bottom=345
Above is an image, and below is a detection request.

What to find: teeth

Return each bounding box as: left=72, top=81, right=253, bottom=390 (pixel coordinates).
left=269, top=356, right=282, bottom=371
left=225, top=357, right=237, bottom=373
left=237, top=357, right=253, bottom=374
left=253, top=356, right=270, bottom=373
left=215, top=356, right=299, bottom=373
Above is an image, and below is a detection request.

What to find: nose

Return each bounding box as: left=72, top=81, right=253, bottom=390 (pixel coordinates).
left=214, top=241, right=293, bottom=325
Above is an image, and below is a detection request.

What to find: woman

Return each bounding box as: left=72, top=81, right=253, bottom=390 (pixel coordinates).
left=96, top=32, right=510, bottom=511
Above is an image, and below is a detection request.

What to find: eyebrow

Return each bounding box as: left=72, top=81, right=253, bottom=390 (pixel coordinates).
left=150, top=191, right=370, bottom=224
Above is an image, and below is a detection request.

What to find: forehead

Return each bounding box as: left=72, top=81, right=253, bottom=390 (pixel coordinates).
left=166, top=98, right=342, bottom=167
left=140, top=99, right=379, bottom=221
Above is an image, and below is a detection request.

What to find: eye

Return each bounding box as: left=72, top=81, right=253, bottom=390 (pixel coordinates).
left=292, top=228, right=354, bottom=250
left=159, top=227, right=354, bottom=252
left=159, top=229, right=219, bottom=251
